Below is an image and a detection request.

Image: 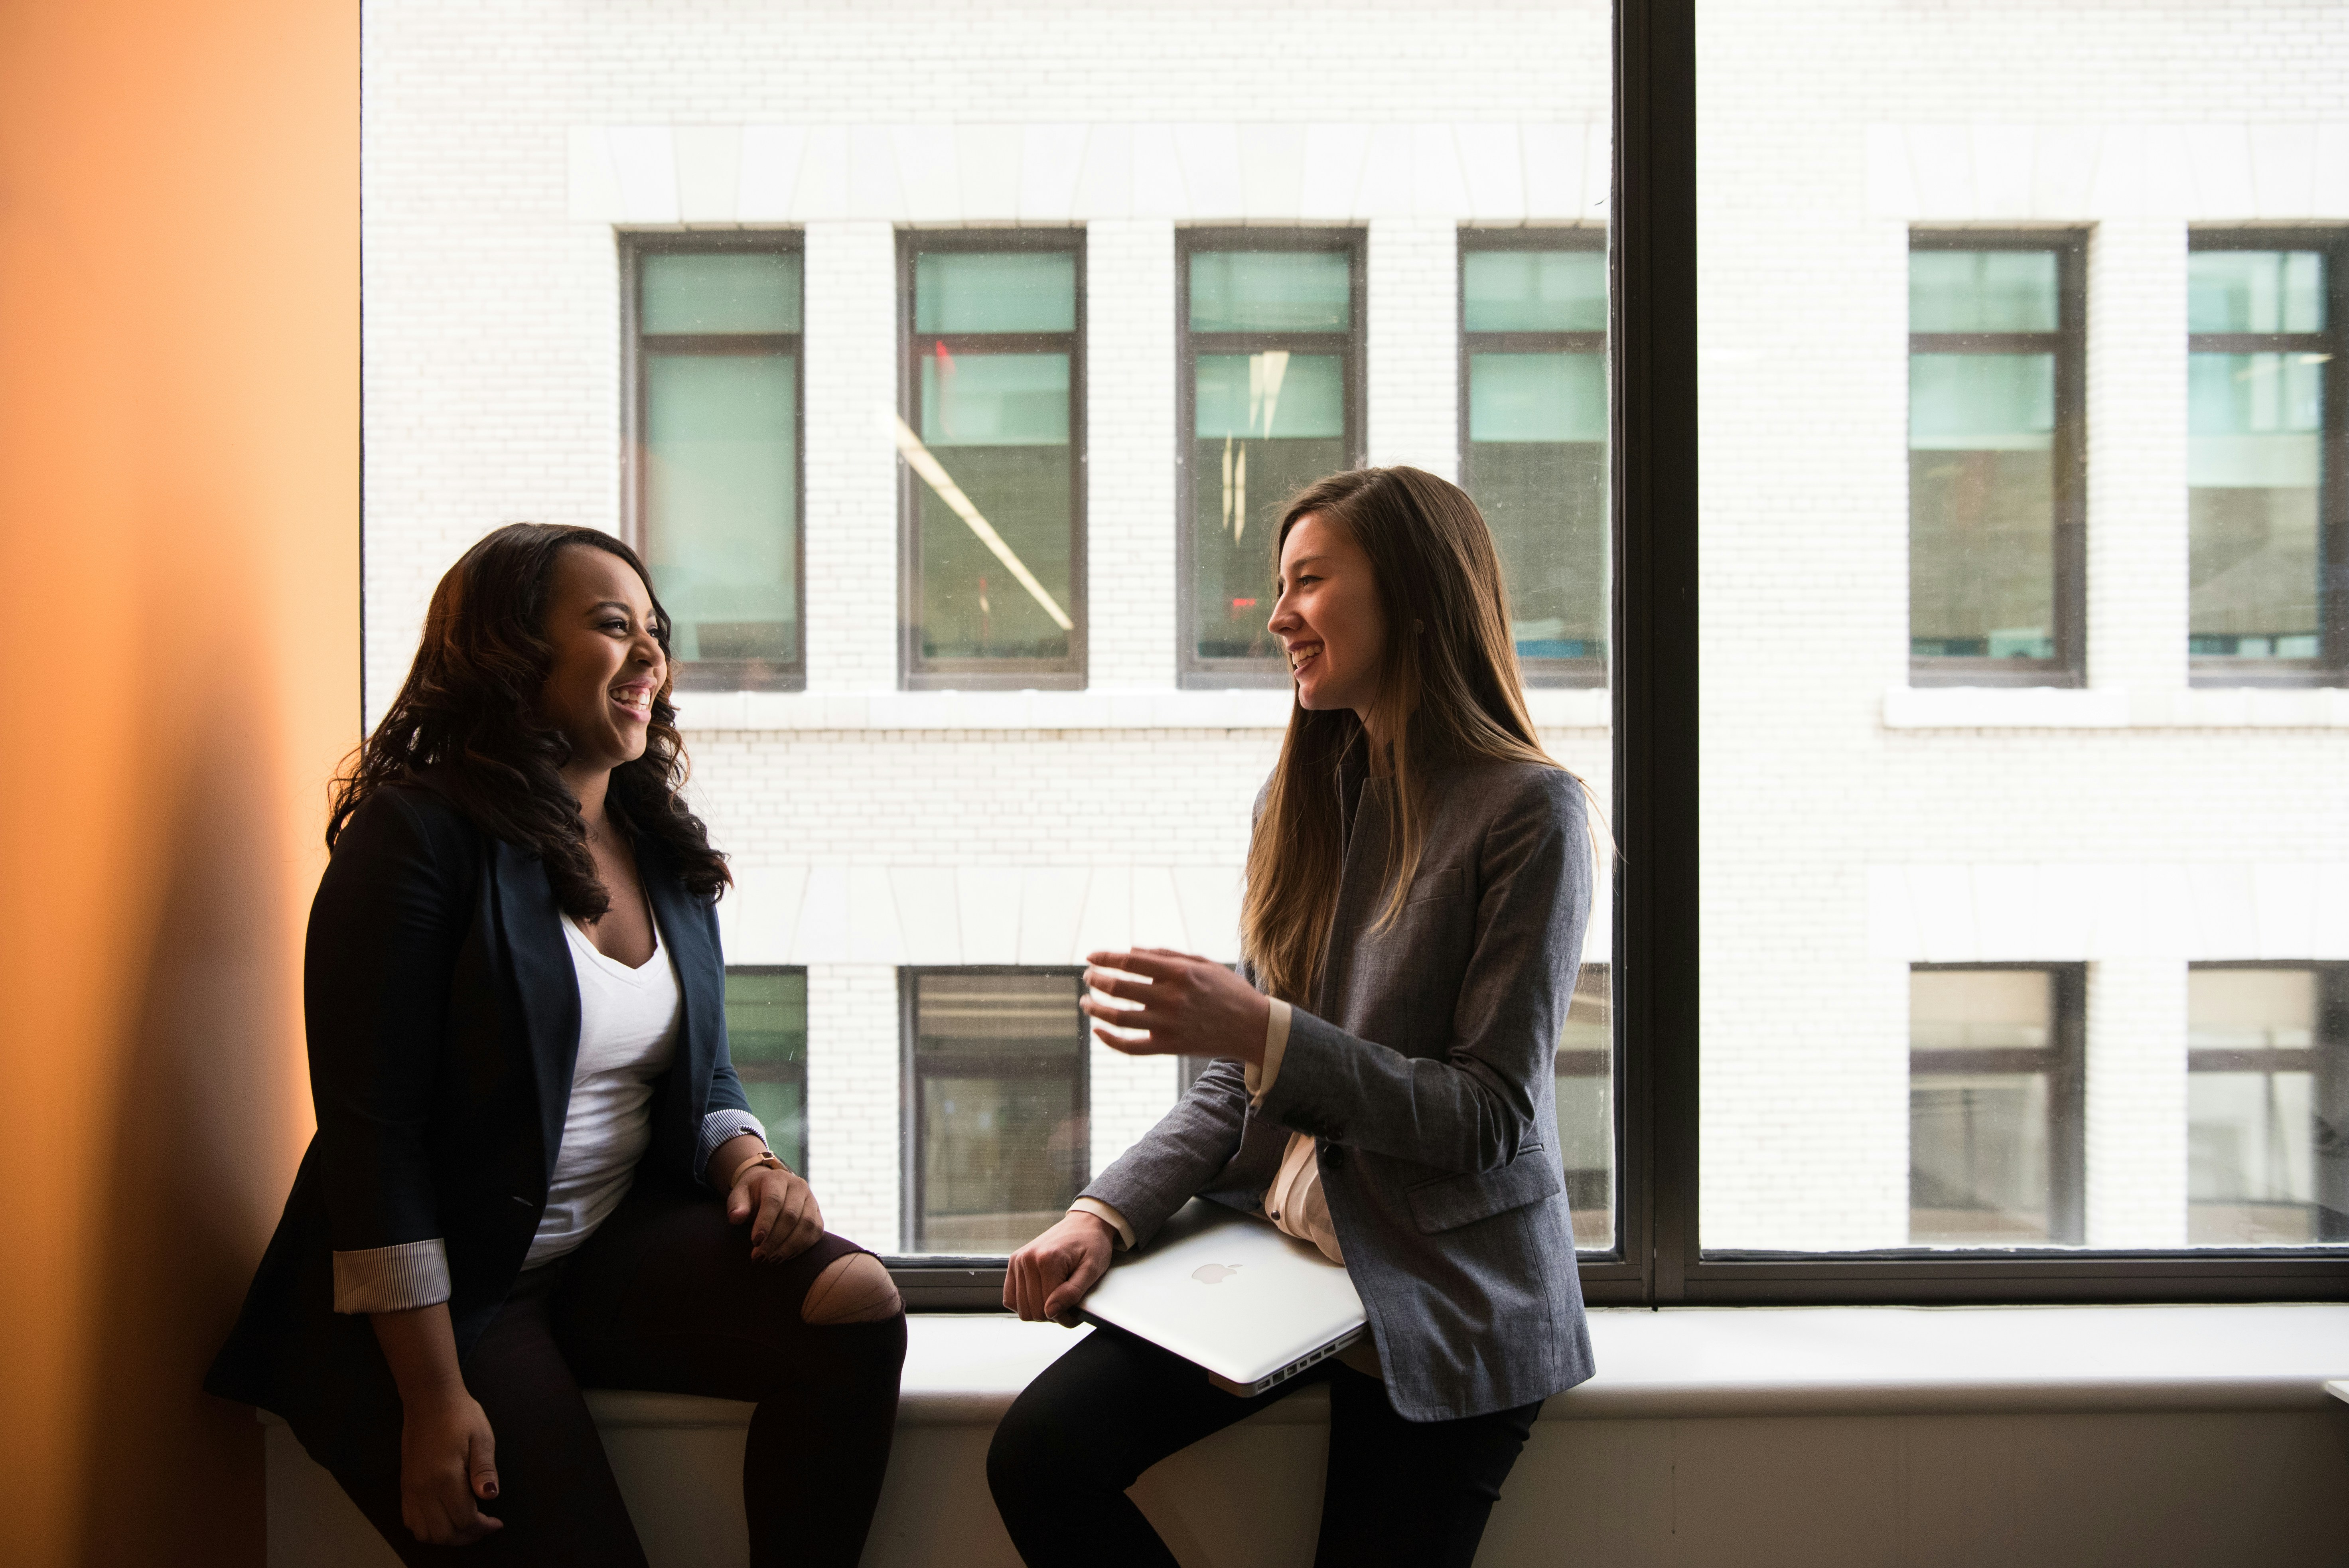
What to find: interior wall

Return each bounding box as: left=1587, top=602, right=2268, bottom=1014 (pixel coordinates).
left=0, top=1, right=357, bottom=1563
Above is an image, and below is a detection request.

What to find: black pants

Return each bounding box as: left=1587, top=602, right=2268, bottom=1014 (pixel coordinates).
left=987, top=1325, right=1541, bottom=1568
left=305, top=1186, right=906, bottom=1568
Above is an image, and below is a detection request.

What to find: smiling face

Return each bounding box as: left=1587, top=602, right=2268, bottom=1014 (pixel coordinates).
left=537, top=544, right=667, bottom=775
left=1270, top=511, right=1388, bottom=717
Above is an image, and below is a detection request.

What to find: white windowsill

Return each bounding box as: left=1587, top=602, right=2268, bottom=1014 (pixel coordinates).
left=672, top=687, right=1611, bottom=733
left=1884, top=685, right=2349, bottom=730
left=524, top=1302, right=2349, bottom=1433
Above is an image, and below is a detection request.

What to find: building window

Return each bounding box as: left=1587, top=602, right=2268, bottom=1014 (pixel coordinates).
left=2187, top=233, right=2346, bottom=683
left=2188, top=965, right=2349, bottom=1245
left=625, top=237, right=804, bottom=691
left=1554, top=963, right=1614, bottom=1249
left=1179, top=229, right=1365, bottom=687
left=1459, top=231, right=1609, bottom=686
left=724, top=967, right=808, bottom=1174
left=898, top=233, right=1085, bottom=690
left=903, top=969, right=1089, bottom=1254
left=1908, top=966, right=2084, bottom=1246
left=1907, top=234, right=2085, bottom=686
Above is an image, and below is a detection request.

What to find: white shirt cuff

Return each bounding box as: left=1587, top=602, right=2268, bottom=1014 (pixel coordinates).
left=1243, top=998, right=1293, bottom=1108
left=333, top=1239, right=452, bottom=1314
left=698, top=1108, right=771, bottom=1184
left=1069, top=1197, right=1136, bottom=1250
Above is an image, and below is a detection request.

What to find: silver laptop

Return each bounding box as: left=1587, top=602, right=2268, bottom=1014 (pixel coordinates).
left=1080, top=1198, right=1367, bottom=1396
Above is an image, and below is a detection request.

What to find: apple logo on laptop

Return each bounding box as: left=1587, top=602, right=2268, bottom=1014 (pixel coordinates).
left=1191, top=1263, right=1242, bottom=1285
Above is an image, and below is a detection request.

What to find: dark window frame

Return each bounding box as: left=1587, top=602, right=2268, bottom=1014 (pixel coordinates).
left=2187, top=961, right=2349, bottom=1244
left=886, top=0, right=2349, bottom=1308
left=1905, top=228, right=2089, bottom=689
left=722, top=964, right=810, bottom=1176
left=1175, top=226, right=1367, bottom=690
left=620, top=231, right=807, bottom=692
left=2185, top=227, right=2349, bottom=688
left=1906, top=962, right=2086, bottom=1248
left=896, top=229, right=1089, bottom=691
left=895, top=966, right=1091, bottom=1262
left=1458, top=225, right=1610, bottom=690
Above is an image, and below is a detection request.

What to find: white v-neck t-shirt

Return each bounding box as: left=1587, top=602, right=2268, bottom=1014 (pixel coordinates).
left=524, top=913, right=684, bottom=1266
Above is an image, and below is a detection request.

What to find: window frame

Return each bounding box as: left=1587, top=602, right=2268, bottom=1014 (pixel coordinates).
left=1904, top=228, right=2089, bottom=689
left=1906, top=962, right=2086, bottom=1248
left=895, top=965, right=1092, bottom=1262
left=1175, top=226, right=1367, bottom=690
left=895, top=229, right=1089, bottom=691
left=1457, top=225, right=1611, bottom=690
left=2184, top=227, right=2349, bottom=688
left=2187, top=961, right=2349, bottom=1245
left=620, top=231, right=807, bottom=693
left=722, top=964, right=810, bottom=1176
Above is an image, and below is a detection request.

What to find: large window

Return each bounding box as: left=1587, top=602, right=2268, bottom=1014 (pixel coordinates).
left=903, top=970, right=1089, bottom=1255
left=1459, top=231, right=1609, bottom=686
left=724, top=967, right=808, bottom=1175
left=626, top=237, right=804, bottom=690
left=2188, top=966, right=2349, bottom=1245
left=1555, top=964, right=1614, bottom=1249
left=1907, top=967, right=2084, bottom=1247
left=1179, top=230, right=1363, bottom=686
left=2187, top=233, right=2345, bottom=682
left=1907, top=234, right=2085, bottom=685
left=898, top=233, right=1085, bottom=689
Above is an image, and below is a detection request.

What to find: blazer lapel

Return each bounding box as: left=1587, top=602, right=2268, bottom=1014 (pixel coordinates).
left=489, top=837, right=582, bottom=1185
left=640, top=840, right=719, bottom=1150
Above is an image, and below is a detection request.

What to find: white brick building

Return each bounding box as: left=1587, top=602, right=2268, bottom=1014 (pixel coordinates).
left=361, top=0, right=2347, bottom=1254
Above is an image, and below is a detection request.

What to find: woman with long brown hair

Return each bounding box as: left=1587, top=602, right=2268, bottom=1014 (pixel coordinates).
left=988, top=467, right=1598, bottom=1567
left=208, top=524, right=904, bottom=1566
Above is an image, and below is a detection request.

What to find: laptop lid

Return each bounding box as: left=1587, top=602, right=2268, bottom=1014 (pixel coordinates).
left=1081, top=1198, right=1367, bottom=1395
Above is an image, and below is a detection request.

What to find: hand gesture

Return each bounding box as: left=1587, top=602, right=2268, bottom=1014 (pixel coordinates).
left=398, top=1391, right=501, bottom=1546
left=1004, top=1210, right=1115, bottom=1327
left=1080, top=948, right=1271, bottom=1063
left=730, top=1162, right=825, bottom=1263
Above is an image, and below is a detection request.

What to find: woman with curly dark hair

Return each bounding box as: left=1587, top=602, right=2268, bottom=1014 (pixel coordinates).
left=208, top=524, right=905, bottom=1566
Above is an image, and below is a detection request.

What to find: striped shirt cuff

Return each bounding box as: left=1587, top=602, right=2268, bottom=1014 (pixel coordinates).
left=1243, top=998, right=1293, bottom=1108
left=332, top=1239, right=451, bottom=1314
left=697, top=1108, right=771, bottom=1185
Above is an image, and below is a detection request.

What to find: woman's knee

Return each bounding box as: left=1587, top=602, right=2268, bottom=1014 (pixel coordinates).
left=801, top=1252, right=902, bottom=1325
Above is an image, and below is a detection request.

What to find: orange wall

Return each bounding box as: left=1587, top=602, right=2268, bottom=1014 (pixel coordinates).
left=0, top=1, right=356, bottom=1562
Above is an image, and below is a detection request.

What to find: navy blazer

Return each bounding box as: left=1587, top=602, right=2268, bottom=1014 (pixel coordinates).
left=205, top=780, right=751, bottom=1441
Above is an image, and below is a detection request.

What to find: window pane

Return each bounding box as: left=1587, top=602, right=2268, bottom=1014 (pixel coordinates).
left=2187, top=968, right=2342, bottom=1245
left=725, top=970, right=807, bottom=1174
left=2188, top=352, right=2325, bottom=658
left=1190, top=351, right=1346, bottom=661
left=1909, top=250, right=2059, bottom=333
left=1467, top=353, right=1607, bottom=662
left=645, top=351, right=797, bottom=666
left=643, top=252, right=802, bottom=335
left=1189, top=251, right=1351, bottom=332
left=2187, top=250, right=2325, bottom=335
left=1909, top=352, right=2057, bottom=659
left=915, top=252, right=1077, bottom=333
left=1909, top=970, right=2065, bottom=1246
left=1555, top=965, right=1613, bottom=1249
left=1462, top=249, right=1606, bottom=332
left=910, top=973, right=1087, bottom=1254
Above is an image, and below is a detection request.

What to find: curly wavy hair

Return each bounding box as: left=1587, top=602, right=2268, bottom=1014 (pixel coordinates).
left=329, top=522, right=730, bottom=917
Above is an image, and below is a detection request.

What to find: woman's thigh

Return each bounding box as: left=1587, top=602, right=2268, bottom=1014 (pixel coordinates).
left=988, top=1323, right=1322, bottom=1494
left=1315, top=1367, right=1542, bottom=1568
left=549, top=1183, right=897, bottom=1398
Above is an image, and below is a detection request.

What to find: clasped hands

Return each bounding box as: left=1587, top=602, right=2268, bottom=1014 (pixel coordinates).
left=1003, top=950, right=1270, bottom=1327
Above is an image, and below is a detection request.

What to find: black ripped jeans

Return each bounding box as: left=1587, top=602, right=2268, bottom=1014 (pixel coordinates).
left=987, top=1324, right=1542, bottom=1568
left=305, top=1186, right=905, bottom=1568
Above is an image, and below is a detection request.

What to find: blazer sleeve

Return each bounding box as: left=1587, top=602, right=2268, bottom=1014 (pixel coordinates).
left=305, top=788, right=473, bottom=1312
left=1254, top=767, right=1592, bottom=1174
left=1077, top=1055, right=1254, bottom=1249
left=693, top=898, right=765, bottom=1179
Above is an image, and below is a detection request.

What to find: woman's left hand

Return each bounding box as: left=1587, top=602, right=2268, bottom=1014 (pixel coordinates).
left=1081, top=948, right=1272, bottom=1064
left=728, top=1163, right=824, bottom=1263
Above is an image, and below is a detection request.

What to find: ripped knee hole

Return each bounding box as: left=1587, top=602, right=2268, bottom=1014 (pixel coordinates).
left=802, top=1252, right=902, bottom=1324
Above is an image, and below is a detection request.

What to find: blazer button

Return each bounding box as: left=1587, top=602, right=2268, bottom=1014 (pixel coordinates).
left=1321, top=1144, right=1348, bottom=1172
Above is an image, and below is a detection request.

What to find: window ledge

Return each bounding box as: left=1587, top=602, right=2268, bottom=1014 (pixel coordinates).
left=1884, top=685, right=2349, bottom=730
left=403, top=1303, right=2349, bottom=1433
left=673, top=687, right=1610, bottom=732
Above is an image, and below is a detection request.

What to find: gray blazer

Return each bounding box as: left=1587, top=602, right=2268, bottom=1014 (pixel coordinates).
left=1081, top=746, right=1595, bottom=1421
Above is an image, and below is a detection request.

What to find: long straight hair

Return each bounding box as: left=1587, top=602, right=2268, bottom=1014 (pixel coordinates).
left=1240, top=467, right=1600, bottom=1004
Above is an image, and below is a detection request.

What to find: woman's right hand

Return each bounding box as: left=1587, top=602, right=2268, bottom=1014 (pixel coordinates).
left=398, top=1390, right=503, bottom=1546
left=1004, top=1211, right=1115, bottom=1326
